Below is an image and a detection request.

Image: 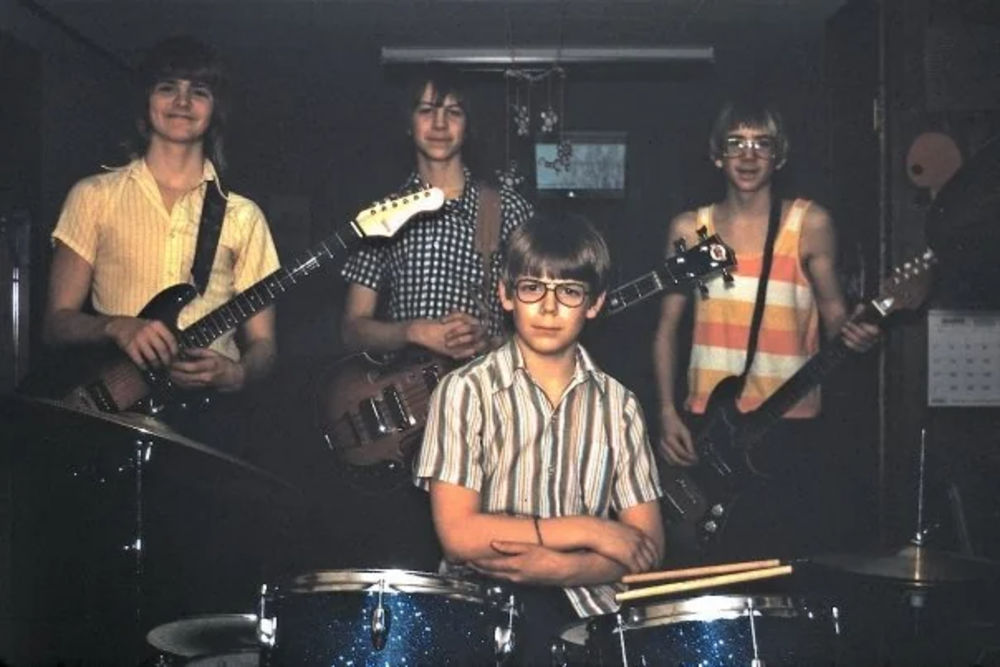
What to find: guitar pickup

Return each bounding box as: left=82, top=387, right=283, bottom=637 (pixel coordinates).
left=382, top=385, right=416, bottom=430
left=359, top=396, right=396, bottom=439
left=421, top=364, right=443, bottom=391
left=357, top=385, right=417, bottom=441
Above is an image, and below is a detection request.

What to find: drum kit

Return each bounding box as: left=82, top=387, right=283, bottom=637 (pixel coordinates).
left=132, top=548, right=1000, bottom=666
left=5, top=391, right=1000, bottom=666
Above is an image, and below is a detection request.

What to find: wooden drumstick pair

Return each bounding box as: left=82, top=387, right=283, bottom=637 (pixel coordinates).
left=616, top=558, right=794, bottom=603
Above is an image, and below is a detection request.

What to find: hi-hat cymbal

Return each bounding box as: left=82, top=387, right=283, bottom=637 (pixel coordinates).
left=813, top=543, right=1000, bottom=585
left=147, top=614, right=259, bottom=657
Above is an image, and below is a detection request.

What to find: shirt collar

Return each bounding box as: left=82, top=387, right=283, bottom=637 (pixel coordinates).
left=116, top=157, right=225, bottom=197
left=491, top=338, right=608, bottom=395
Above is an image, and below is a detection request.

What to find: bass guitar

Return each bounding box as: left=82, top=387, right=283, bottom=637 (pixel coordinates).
left=29, top=188, right=445, bottom=416
left=317, top=229, right=737, bottom=468
left=660, top=249, right=937, bottom=552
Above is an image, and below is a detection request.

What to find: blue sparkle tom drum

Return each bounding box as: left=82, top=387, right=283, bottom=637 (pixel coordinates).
left=257, top=569, right=516, bottom=666
left=555, top=594, right=844, bottom=666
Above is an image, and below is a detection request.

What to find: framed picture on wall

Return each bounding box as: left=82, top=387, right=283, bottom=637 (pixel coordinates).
left=535, top=131, right=627, bottom=198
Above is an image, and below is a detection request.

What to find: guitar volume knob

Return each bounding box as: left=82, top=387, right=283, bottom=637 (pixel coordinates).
left=710, top=504, right=725, bottom=518
left=703, top=520, right=718, bottom=533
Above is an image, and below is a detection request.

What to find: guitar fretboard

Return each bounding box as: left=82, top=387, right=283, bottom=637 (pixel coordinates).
left=605, top=271, right=669, bottom=315
left=179, top=227, right=356, bottom=350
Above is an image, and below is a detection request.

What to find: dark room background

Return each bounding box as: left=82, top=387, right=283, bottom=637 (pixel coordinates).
left=3, top=0, right=1000, bottom=662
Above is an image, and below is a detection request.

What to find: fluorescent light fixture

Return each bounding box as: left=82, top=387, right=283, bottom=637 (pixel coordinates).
left=381, top=46, right=715, bottom=66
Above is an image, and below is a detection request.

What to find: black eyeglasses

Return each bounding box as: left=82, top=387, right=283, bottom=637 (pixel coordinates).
left=514, top=279, right=589, bottom=308
left=722, top=136, right=777, bottom=159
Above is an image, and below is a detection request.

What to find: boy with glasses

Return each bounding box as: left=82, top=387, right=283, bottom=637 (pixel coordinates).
left=651, top=99, right=880, bottom=561
left=415, top=214, right=665, bottom=663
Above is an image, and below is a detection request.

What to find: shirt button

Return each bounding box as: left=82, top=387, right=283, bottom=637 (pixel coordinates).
left=548, top=466, right=555, bottom=474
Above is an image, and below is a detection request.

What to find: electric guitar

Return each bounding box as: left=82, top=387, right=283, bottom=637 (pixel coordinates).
left=660, top=249, right=937, bottom=551
left=317, top=230, right=737, bottom=468
left=27, top=188, right=445, bottom=416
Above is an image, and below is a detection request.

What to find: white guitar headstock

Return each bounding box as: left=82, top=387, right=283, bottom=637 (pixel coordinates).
left=354, top=187, right=445, bottom=239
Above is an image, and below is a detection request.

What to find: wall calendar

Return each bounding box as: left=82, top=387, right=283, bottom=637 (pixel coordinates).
left=928, top=310, right=1000, bottom=407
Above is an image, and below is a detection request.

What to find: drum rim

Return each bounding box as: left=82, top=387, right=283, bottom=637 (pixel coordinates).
left=273, top=568, right=484, bottom=602
left=559, top=594, right=823, bottom=643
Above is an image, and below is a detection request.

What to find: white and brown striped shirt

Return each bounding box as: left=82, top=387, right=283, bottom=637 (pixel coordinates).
left=414, top=339, right=663, bottom=617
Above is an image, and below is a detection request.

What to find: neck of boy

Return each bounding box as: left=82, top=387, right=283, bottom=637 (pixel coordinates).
left=516, top=338, right=579, bottom=408
left=145, top=140, right=207, bottom=191
left=720, top=187, right=775, bottom=227
left=145, top=141, right=207, bottom=212
left=417, top=157, right=466, bottom=200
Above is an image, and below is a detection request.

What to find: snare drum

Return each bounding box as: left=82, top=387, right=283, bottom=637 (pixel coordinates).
left=257, top=569, right=517, bottom=666
left=556, top=594, right=843, bottom=666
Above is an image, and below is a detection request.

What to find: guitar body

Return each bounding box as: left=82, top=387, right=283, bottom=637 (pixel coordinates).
left=26, top=284, right=197, bottom=414
left=316, top=350, right=455, bottom=467
left=660, top=376, right=758, bottom=554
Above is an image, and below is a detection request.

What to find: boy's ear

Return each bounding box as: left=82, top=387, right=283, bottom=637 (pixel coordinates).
left=585, top=291, right=607, bottom=319
left=498, top=280, right=515, bottom=312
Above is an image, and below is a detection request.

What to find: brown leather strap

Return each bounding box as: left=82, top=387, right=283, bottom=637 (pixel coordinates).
left=474, top=184, right=502, bottom=299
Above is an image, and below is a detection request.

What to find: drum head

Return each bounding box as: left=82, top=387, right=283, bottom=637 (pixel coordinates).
left=275, top=568, right=483, bottom=603
left=147, top=614, right=259, bottom=658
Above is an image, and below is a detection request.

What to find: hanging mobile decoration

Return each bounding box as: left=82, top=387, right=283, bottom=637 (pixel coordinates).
left=495, top=160, right=525, bottom=190
left=537, top=68, right=573, bottom=172
left=513, top=80, right=531, bottom=137
left=539, top=70, right=560, bottom=135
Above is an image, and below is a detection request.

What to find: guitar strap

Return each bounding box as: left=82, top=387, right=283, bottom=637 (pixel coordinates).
left=737, top=195, right=783, bottom=391
left=190, top=180, right=228, bottom=296
left=474, top=183, right=502, bottom=307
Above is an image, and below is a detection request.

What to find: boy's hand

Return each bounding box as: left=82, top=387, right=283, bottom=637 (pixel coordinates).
left=659, top=409, right=698, bottom=466
left=590, top=522, right=659, bottom=574
left=408, top=312, right=488, bottom=360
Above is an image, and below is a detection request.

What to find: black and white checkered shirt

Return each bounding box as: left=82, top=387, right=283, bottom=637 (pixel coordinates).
left=341, top=170, right=534, bottom=338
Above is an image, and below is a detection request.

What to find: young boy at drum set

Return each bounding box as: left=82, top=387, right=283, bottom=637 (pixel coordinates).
left=414, top=213, right=667, bottom=663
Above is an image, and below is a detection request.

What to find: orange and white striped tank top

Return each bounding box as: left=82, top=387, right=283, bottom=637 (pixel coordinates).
left=685, top=198, right=821, bottom=418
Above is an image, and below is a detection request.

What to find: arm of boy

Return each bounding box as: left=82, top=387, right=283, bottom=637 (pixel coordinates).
left=430, top=481, right=663, bottom=585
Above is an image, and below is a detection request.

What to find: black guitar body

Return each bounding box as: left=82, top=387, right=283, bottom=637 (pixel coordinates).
left=20, top=284, right=197, bottom=415
left=659, top=375, right=765, bottom=557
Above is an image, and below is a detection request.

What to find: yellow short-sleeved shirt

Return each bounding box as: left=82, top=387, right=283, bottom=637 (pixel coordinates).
left=52, top=158, right=280, bottom=361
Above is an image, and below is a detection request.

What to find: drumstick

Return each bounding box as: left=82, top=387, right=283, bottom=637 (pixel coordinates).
left=615, top=565, right=793, bottom=603
left=621, top=559, right=782, bottom=585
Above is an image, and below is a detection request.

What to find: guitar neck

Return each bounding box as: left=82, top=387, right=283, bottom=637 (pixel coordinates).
left=741, top=338, right=854, bottom=444
left=740, top=300, right=884, bottom=445
left=603, top=235, right=736, bottom=317
left=180, top=225, right=358, bottom=350
left=604, top=269, right=673, bottom=316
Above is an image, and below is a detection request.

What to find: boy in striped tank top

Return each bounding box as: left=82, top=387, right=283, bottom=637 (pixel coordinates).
left=652, top=100, right=880, bottom=561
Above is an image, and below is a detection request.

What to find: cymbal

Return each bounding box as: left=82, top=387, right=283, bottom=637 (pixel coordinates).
left=4, top=393, right=294, bottom=489
left=146, top=613, right=259, bottom=657
left=812, top=543, right=1000, bottom=585
left=7, top=393, right=211, bottom=449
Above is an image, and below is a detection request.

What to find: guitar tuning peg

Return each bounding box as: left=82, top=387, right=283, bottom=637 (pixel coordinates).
left=697, top=226, right=709, bottom=242
left=674, top=238, right=687, bottom=254
left=698, top=281, right=709, bottom=297
left=722, top=269, right=735, bottom=285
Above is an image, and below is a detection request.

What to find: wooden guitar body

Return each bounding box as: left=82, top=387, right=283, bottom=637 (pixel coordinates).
left=316, top=351, right=454, bottom=467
